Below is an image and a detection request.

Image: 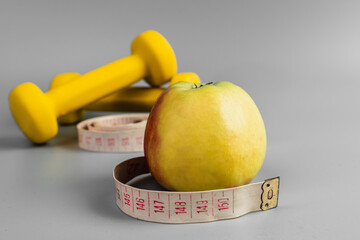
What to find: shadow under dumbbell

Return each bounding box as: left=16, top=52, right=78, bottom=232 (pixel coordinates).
left=50, top=125, right=79, bottom=151
left=0, top=122, right=78, bottom=150
left=0, top=136, right=34, bottom=150
left=0, top=133, right=78, bottom=151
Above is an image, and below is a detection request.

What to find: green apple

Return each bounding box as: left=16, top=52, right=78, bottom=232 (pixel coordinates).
left=144, top=81, right=266, bottom=191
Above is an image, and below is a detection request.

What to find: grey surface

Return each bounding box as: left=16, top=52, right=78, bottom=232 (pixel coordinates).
left=1, top=0, right=360, bottom=239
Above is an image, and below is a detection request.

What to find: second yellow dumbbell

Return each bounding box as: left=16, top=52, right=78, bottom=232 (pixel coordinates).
left=50, top=72, right=201, bottom=124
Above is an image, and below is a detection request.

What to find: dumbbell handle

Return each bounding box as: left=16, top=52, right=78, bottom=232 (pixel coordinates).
left=85, top=87, right=162, bottom=112
left=47, top=55, right=146, bottom=116
left=52, top=72, right=202, bottom=125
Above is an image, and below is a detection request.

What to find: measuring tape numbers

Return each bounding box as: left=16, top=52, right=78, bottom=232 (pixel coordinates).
left=77, top=114, right=148, bottom=152
left=76, top=114, right=280, bottom=223
left=113, top=157, right=279, bottom=223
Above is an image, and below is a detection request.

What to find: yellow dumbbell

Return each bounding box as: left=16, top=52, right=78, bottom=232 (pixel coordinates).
left=9, top=30, right=177, bottom=144
left=50, top=72, right=201, bottom=124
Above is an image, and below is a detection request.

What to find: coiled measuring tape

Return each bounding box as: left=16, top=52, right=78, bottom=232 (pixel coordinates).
left=77, top=114, right=148, bottom=152
left=114, top=157, right=279, bottom=223
left=77, top=114, right=280, bottom=223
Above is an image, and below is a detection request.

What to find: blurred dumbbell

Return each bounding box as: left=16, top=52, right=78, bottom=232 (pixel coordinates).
left=9, top=30, right=177, bottom=143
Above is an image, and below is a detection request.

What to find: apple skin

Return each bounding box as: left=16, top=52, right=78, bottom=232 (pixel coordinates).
left=144, top=81, right=266, bottom=191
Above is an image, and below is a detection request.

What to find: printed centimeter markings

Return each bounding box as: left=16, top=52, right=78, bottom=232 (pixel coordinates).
left=114, top=159, right=279, bottom=223
left=173, top=194, right=187, bottom=216
left=195, top=192, right=209, bottom=215
left=131, top=188, right=134, bottom=212
left=147, top=192, right=150, bottom=217
left=79, top=132, right=144, bottom=152
left=190, top=194, right=192, bottom=219
left=123, top=185, right=132, bottom=210
left=135, top=189, right=145, bottom=212
left=117, top=178, right=279, bottom=222
left=120, top=184, right=123, bottom=207
left=152, top=191, right=166, bottom=216
left=212, top=192, right=214, bottom=216
left=232, top=189, right=235, bottom=214
left=77, top=114, right=148, bottom=153
left=168, top=194, right=170, bottom=219
left=119, top=183, right=237, bottom=221
left=216, top=190, right=232, bottom=215
left=116, top=183, right=122, bottom=206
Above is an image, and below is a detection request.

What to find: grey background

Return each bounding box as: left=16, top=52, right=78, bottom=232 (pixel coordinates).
left=1, top=0, right=359, bottom=239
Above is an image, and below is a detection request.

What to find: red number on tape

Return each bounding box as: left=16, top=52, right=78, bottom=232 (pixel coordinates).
left=136, top=197, right=145, bottom=211
left=196, top=200, right=208, bottom=213
left=218, top=198, right=229, bottom=211
left=175, top=201, right=187, bottom=214
left=124, top=193, right=131, bottom=206
left=154, top=200, right=165, bottom=213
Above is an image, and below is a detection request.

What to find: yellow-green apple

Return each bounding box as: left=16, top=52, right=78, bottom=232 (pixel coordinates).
left=144, top=81, right=266, bottom=191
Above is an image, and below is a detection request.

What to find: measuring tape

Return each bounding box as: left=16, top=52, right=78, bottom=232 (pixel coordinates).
left=114, top=157, right=279, bottom=223
left=77, top=114, right=280, bottom=223
left=77, top=114, right=148, bottom=152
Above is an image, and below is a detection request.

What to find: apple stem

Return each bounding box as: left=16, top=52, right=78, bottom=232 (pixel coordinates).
left=194, top=82, right=213, bottom=89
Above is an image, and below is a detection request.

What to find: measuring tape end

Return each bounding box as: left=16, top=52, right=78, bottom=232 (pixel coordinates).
left=260, top=176, right=280, bottom=211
